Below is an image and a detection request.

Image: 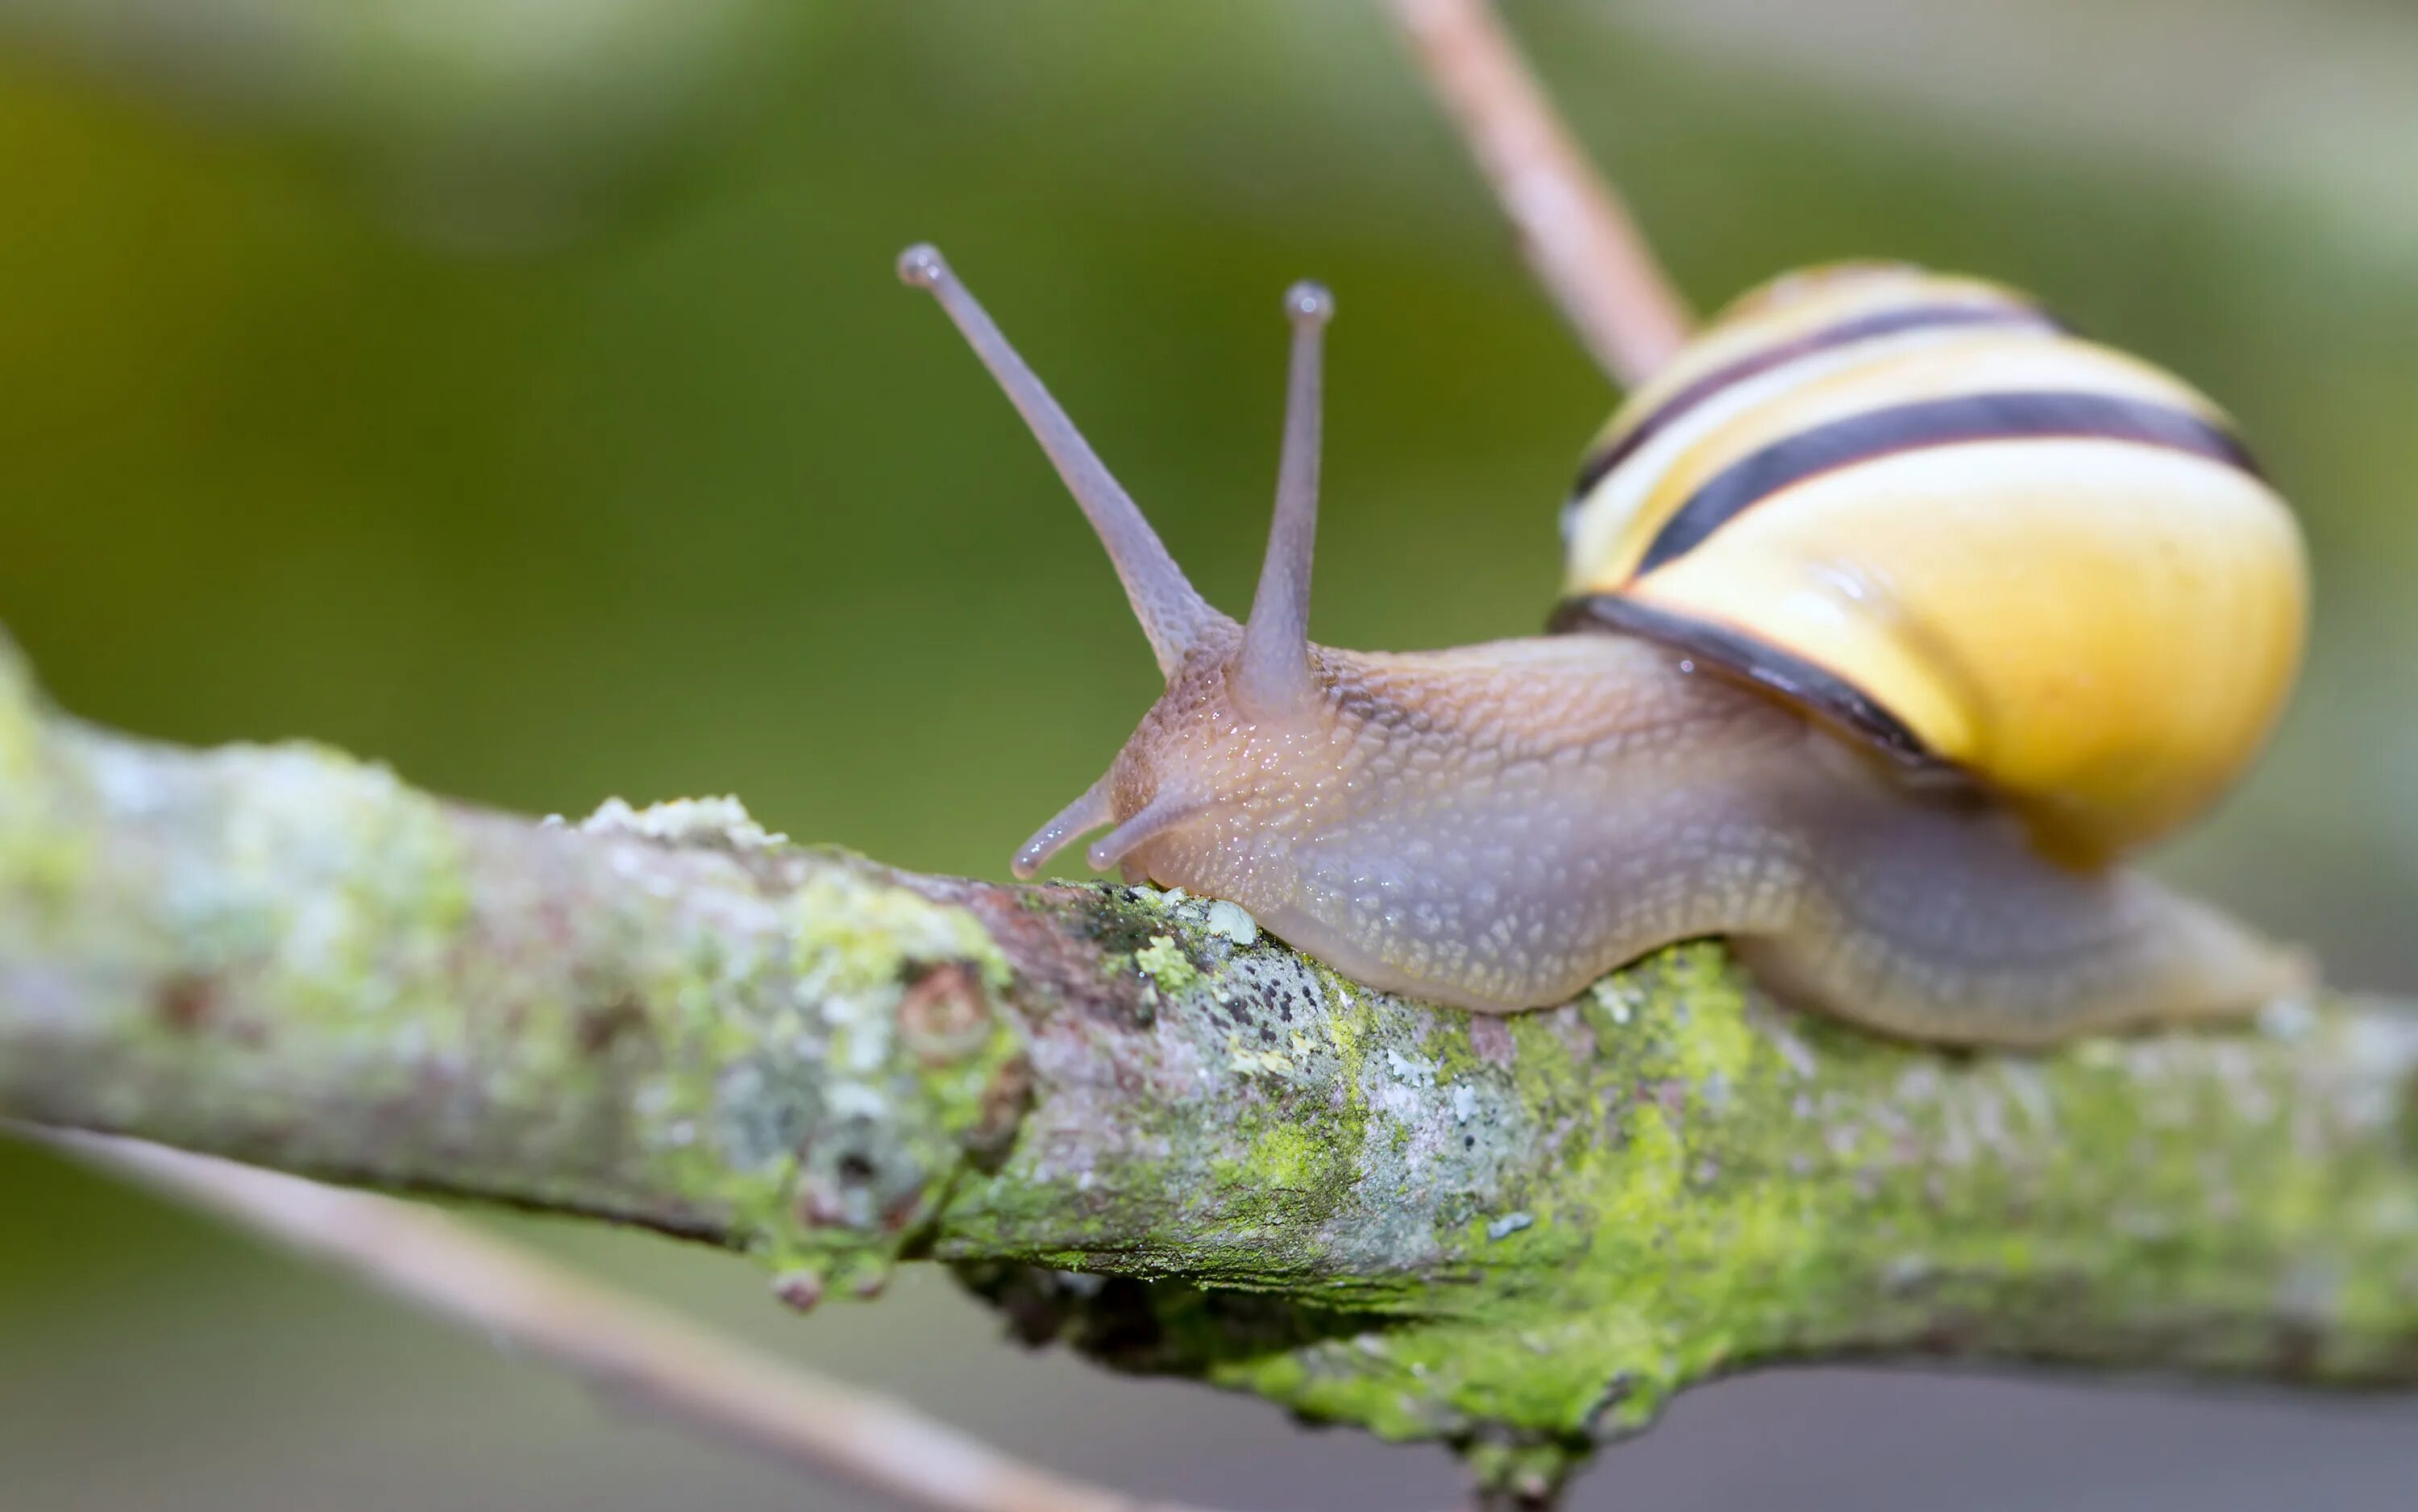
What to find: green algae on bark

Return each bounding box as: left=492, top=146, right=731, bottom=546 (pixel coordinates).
left=6, top=631, right=2418, bottom=1499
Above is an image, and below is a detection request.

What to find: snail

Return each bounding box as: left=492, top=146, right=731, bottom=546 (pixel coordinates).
left=895, top=245, right=2310, bottom=1045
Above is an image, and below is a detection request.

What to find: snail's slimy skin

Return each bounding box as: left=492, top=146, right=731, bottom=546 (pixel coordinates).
left=1101, top=630, right=2304, bottom=1044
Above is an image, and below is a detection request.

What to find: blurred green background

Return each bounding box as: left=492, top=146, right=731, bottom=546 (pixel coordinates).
left=3, top=2, right=2415, bottom=1507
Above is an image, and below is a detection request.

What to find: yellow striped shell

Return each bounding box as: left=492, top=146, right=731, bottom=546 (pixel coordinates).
left=1556, top=264, right=2308, bottom=861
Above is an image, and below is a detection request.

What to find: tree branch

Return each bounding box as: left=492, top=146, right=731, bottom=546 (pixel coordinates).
left=5, top=630, right=2416, bottom=1502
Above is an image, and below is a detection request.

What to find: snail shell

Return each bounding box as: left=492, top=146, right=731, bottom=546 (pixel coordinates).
left=1555, top=264, right=2308, bottom=861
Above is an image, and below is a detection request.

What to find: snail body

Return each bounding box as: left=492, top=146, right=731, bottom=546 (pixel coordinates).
left=898, top=246, right=2309, bottom=1045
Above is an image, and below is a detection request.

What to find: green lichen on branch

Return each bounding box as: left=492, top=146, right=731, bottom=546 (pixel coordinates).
left=0, top=632, right=1023, bottom=1297
left=4, top=629, right=2418, bottom=1501
left=941, top=890, right=2418, bottom=1496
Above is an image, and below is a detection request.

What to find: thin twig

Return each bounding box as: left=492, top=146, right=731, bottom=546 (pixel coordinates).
left=1384, top=0, right=1693, bottom=387
left=40, top=1132, right=1228, bottom=1512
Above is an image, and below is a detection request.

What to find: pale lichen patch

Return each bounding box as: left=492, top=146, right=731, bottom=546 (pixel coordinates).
left=1134, top=935, right=1200, bottom=996
left=581, top=795, right=788, bottom=850
left=791, top=871, right=1009, bottom=997
left=1227, top=1036, right=1296, bottom=1077
left=1204, top=899, right=1259, bottom=947
left=198, top=745, right=470, bottom=1026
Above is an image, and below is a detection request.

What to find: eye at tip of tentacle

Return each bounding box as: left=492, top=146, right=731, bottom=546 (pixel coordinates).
left=1286, top=281, right=1335, bottom=326
left=895, top=242, right=947, bottom=290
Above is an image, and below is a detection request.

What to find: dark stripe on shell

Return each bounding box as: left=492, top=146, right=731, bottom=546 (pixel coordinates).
left=1568, top=301, right=2060, bottom=504
left=1549, top=593, right=1954, bottom=776
left=1637, top=390, right=2262, bottom=575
